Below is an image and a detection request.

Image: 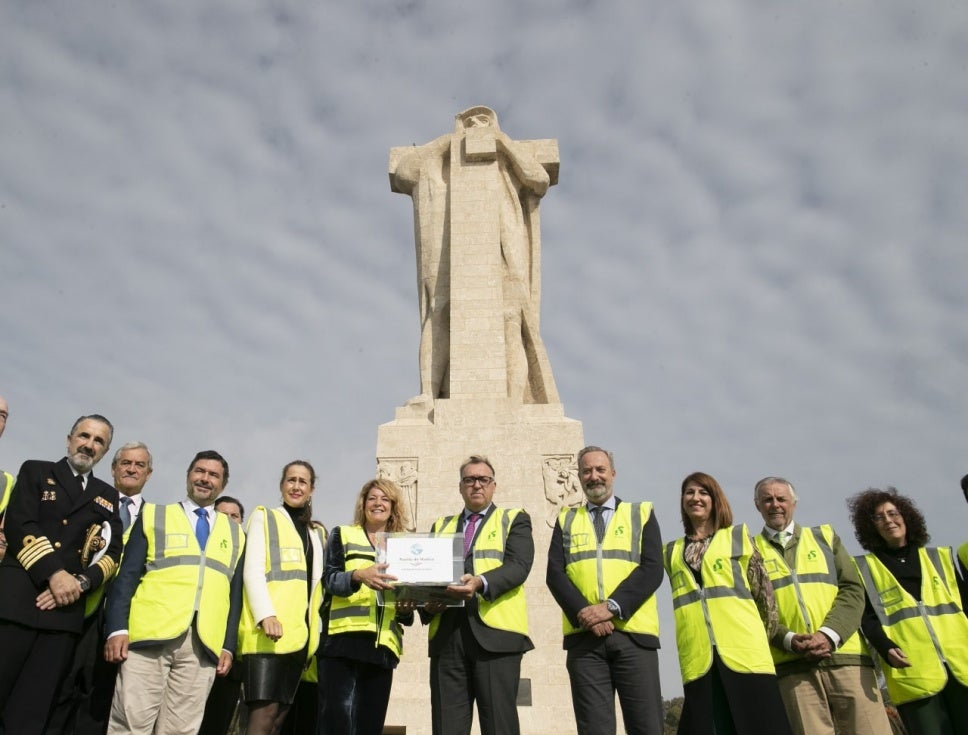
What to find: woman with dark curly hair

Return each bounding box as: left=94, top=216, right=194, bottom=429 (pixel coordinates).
left=848, top=487, right=968, bottom=735
left=664, top=471, right=793, bottom=735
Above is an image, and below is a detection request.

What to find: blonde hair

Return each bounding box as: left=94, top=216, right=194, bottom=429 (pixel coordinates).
left=352, top=478, right=410, bottom=533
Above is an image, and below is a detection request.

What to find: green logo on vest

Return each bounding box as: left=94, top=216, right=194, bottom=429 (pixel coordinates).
left=615, top=525, right=625, bottom=535
left=220, top=539, right=228, bottom=549
left=807, top=550, right=817, bottom=561
left=488, top=529, right=497, bottom=539
left=713, top=558, right=724, bottom=572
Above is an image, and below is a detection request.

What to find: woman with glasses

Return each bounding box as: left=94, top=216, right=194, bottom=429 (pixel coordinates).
left=319, top=478, right=415, bottom=734
left=664, top=472, right=792, bottom=735
left=849, top=487, right=968, bottom=735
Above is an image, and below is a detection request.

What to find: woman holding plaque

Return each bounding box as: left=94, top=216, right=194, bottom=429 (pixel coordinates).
left=319, top=478, right=415, bottom=734
left=239, top=460, right=327, bottom=735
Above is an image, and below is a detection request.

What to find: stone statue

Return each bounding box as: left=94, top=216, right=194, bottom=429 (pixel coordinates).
left=390, top=106, right=560, bottom=405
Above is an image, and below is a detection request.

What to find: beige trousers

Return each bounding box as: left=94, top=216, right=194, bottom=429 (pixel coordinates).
left=777, top=664, right=893, bottom=735
left=108, top=629, right=217, bottom=735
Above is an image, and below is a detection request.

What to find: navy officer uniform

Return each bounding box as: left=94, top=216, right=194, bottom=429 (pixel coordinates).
left=0, top=419, right=123, bottom=735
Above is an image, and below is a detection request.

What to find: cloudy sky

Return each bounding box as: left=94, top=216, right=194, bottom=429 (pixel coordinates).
left=2, top=1, right=966, bottom=696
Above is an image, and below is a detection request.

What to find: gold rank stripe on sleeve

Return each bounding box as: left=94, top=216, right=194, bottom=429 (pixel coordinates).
left=16, top=534, right=56, bottom=569
left=95, top=555, right=117, bottom=580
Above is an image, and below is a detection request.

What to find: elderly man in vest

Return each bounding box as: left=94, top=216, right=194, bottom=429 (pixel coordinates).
left=546, top=445, right=665, bottom=735
left=104, top=450, right=245, bottom=735
left=753, top=476, right=891, bottom=735
left=422, top=455, right=534, bottom=735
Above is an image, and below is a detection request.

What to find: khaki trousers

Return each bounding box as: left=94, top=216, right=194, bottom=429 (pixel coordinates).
left=777, top=664, right=893, bottom=735
left=108, top=629, right=217, bottom=735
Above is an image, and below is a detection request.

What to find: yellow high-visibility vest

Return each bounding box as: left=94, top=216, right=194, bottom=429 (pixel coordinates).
left=327, top=525, right=403, bottom=658
left=754, top=525, right=867, bottom=664
left=428, top=509, right=529, bottom=639
left=854, top=547, right=968, bottom=705
left=239, top=507, right=324, bottom=660
left=665, top=525, right=776, bottom=683
left=0, top=471, right=14, bottom=515
left=557, top=502, right=659, bottom=637
left=128, top=503, right=244, bottom=657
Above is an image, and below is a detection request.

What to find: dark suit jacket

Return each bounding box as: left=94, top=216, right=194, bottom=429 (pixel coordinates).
left=0, top=458, right=123, bottom=633
left=426, top=505, right=535, bottom=656
left=546, top=497, right=664, bottom=649
left=105, top=505, right=245, bottom=660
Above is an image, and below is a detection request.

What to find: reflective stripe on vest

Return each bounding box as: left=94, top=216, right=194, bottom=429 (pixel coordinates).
left=558, top=502, right=658, bottom=637
left=128, top=503, right=244, bottom=657
left=854, top=547, right=968, bottom=705
left=327, top=525, right=403, bottom=658
left=428, top=508, right=529, bottom=640
left=664, top=524, right=775, bottom=683
left=754, top=525, right=867, bottom=664
left=0, top=471, right=13, bottom=515
left=239, top=507, right=323, bottom=658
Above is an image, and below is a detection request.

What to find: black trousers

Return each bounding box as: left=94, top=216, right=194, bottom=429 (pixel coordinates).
left=45, top=610, right=117, bottom=735
left=430, top=620, right=523, bottom=735
left=0, top=621, right=78, bottom=735
left=565, top=632, right=663, bottom=735
left=197, top=669, right=244, bottom=735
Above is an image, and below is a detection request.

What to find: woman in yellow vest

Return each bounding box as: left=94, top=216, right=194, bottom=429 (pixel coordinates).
left=665, top=471, right=793, bottom=735
left=849, top=488, right=968, bottom=735
left=240, top=460, right=326, bottom=735
left=319, top=478, right=415, bottom=734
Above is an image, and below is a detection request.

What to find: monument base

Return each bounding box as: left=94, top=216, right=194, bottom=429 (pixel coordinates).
left=376, top=396, right=585, bottom=734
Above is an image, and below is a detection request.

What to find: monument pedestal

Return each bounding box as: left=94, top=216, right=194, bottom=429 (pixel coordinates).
left=377, top=397, right=584, bottom=734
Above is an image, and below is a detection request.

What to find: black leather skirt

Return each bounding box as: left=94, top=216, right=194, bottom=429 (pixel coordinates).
left=243, top=651, right=306, bottom=704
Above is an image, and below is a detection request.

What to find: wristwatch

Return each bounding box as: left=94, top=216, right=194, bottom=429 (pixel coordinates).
left=605, top=598, right=621, bottom=617
left=75, top=574, right=91, bottom=592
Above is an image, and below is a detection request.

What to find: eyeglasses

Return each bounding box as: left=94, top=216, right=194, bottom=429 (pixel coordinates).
left=461, top=476, right=494, bottom=487
left=872, top=510, right=902, bottom=525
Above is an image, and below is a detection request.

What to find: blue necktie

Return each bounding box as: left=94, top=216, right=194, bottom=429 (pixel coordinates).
left=194, top=508, right=210, bottom=549
left=119, top=497, right=132, bottom=532
left=592, top=506, right=606, bottom=544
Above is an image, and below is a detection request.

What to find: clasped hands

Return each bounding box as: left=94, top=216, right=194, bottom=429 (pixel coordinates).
left=577, top=602, right=615, bottom=638
left=35, top=569, right=82, bottom=610
left=791, top=631, right=834, bottom=661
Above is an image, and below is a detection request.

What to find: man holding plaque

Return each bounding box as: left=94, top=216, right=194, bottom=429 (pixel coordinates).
left=423, top=455, right=534, bottom=735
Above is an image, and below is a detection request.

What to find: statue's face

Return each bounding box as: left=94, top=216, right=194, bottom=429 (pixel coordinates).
left=464, top=113, right=493, bottom=129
